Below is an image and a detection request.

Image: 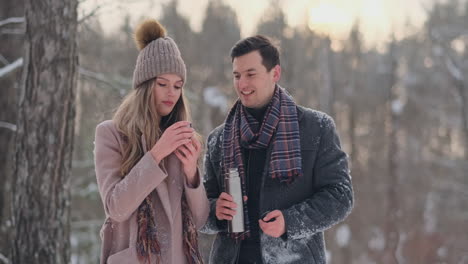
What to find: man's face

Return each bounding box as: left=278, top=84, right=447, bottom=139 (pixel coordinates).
left=232, top=50, right=280, bottom=109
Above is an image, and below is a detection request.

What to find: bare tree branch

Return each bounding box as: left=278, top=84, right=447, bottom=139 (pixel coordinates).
left=431, top=30, right=465, bottom=83
left=0, top=17, right=24, bottom=28
left=0, top=58, right=23, bottom=78
left=1, top=28, right=25, bottom=35
left=0, top=121, right=17, bottom=132
left=0, top=54, right=9, bottom=65
left=77, top=0, right=143, bottom=25
left=78, top=4, right=103, bottom=24
left=430, top=25, right=468, bottom=159
left=1, top=61, right=132, bottom=94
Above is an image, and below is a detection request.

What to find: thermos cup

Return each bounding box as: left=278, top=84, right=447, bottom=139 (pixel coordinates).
left=225, top=168, right=245, bottom=233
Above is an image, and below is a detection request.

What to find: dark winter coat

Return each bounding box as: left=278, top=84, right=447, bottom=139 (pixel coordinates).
left=201, top=106, right=354, bottom=264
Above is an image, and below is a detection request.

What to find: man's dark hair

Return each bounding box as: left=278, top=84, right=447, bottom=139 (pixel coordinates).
left=230, top=35, right=280, bottom=72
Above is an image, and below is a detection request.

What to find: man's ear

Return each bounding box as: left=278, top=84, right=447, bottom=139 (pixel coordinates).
left=273, top=65, right=281, bottom=82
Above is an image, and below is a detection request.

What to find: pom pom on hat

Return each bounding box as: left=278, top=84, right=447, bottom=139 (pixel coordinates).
left=134, top=19, right=166, bottom=50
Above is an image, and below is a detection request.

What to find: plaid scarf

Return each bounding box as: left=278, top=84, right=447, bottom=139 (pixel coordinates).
left=222, top=85, right=303, bottom=239
left=136, top=166, right=203, bottom=264
left=136, top=191, right=203, bottom=264
left=137, top=192, right=203, bottom=264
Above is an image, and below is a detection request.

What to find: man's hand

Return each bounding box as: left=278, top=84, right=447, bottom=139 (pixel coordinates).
left=215, top=193, right=248, bottom=220
left=215, top=192, right=237, bottom=220
left=259, top=210, right=286, bottom=238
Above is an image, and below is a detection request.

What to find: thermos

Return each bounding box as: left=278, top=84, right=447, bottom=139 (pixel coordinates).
left=225, top=168, right=245, bottom=233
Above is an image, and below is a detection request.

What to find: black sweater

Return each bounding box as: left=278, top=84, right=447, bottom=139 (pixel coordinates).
left=238, top=106, right=268, bottom=262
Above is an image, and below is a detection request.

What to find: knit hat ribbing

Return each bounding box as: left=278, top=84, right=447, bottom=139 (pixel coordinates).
left=132, top=20, right=186, bottom=89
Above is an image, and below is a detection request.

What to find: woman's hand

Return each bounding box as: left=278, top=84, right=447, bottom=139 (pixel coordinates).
left=150, top=121, right=194, bottom=164
left=174, top=136, right=202, bottom=186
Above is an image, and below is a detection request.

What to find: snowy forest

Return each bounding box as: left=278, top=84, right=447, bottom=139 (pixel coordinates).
left=1, top=0, right=467, bottom=263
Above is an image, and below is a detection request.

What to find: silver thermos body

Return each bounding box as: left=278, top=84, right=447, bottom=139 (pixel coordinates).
left=225, top=168, right=245, bottom=233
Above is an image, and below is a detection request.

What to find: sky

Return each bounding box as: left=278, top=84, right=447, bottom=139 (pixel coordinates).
left=79, top=0, right=436, bottom=47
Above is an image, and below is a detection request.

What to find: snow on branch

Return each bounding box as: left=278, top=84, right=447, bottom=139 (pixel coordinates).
left=0, top=252, right=10, bottom=264
left=445, top=56, right=464, bottom=83
left=0, top=17, right=25, bottom=28
left=0, top=57, right=23, bottom=78
left=430, top=29, right=465, bottom=84
left=0, top=59, right=132, bottom=93
left=0, top=121, right=17, bottom=132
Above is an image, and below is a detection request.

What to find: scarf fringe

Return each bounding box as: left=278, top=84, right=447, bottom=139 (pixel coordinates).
left=137, top=196, right=161, bottom=263
left=270, top=169, right=303, bottom=184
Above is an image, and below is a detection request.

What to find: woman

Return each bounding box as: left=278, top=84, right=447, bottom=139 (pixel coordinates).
left=94, top=19, right=209, bottom=264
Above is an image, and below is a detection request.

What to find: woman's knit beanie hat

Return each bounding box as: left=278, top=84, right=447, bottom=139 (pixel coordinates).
left=133, top=19, right=186, bottom=89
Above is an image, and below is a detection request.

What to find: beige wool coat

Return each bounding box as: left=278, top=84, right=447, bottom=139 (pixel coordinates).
left=94, top=120, right=209, bottom=264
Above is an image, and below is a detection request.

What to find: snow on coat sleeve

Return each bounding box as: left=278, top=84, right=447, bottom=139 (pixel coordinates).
left=200, top=129, right=228, bottom=234
left=94, top=121, right=168, bottom=223
left=282, top=114, right=354, bottom=240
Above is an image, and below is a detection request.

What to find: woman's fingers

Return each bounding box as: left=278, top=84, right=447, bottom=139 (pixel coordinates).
left=168, top=121, right=191, bottom=130
left=177, top=144, right=191, bottom=158
left=174, top=138, right=191, bottom=149
left=175, top=131, right=194, bottom=141
left=175, top=150, right=188, bottom=163
left=183, top=142, right=196, bottom=156
left=173, top=127, right=194, bottom=136
left=192, top=137, right=201, bottom=152
left=177, top=145, right=198, bottom=168
left=158, top=121, right=201, bottom=160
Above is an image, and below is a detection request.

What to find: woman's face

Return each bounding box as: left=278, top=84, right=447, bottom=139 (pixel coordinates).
left=152, top=73, right=183, bottom=117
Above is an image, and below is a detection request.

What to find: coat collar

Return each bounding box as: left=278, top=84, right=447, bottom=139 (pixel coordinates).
left=297, top=105, right=305, bottom=122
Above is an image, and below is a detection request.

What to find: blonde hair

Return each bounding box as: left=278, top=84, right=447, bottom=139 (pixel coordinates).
left=113, top=79, right=193, bottom=176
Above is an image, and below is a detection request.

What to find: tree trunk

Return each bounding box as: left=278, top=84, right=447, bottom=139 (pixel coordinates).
left=347, top=30, right=360, bottom=173
left=453, top=79, right=468, bottom=159
left=382, top=40, right=400, bottom=264
left=0, top=0, right=25, bottom=257
left=11, top=0, right=78, bottom=263
left=319, top=37, right=335, bottom=117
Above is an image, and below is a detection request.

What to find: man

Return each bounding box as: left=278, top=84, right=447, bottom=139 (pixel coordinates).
left=201, top=35, right=353, bottom=264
